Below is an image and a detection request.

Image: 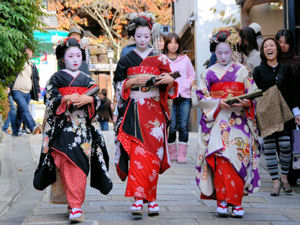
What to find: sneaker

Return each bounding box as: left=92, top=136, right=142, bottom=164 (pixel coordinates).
left=69, top=208, right=85, bottom=222
left=12, top=131, right=27, bottom=137
left=32, top=124, right=42, bottom=135
left=22, top=129, right=31, bottom=134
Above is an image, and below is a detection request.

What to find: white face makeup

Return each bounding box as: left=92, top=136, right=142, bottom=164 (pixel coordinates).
left=64, top=47, right=82, bottom=71
left=215, top=42, right=233, bottom=66
left=134, top=26, right=151, bottom=51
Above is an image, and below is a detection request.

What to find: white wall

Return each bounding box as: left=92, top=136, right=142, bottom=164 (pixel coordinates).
left=174, top=0, right=195, bottom=35
left=174, top=0, right=240, bottom=82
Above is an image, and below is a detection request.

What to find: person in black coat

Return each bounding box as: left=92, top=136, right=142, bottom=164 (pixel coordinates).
left=253, top=38, right=297, bottom=196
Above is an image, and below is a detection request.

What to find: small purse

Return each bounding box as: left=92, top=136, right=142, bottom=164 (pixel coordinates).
left=292, top=125, right=300, bottom=170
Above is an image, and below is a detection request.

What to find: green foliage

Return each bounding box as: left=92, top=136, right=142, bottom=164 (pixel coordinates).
left=0, top=84, right=9, bottom=121
left=0, top=0, right=46, bottom=86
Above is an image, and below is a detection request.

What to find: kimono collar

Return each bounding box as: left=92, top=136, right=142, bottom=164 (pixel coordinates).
left=62, top=69, right=80, bottom=77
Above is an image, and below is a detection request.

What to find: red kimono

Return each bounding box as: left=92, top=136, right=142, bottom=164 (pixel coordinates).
left=114, top=51, right=178, bottom=201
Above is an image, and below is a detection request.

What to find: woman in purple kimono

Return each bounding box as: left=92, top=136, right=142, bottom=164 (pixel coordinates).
left=195, top=27, right=260, bottom=218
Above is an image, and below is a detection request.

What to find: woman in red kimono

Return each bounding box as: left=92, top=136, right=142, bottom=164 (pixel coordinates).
left=114, top=14, right=178, bottom=216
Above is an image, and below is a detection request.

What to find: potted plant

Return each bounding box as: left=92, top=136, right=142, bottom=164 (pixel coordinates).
left=0, top=84, right=9, bottom=142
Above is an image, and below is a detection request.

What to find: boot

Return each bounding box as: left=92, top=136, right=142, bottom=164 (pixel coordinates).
left=168, top=142, right=177, bottom=161
left=177, top=142, right=187, bottom=163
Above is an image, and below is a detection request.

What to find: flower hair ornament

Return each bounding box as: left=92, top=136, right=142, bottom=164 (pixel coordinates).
left=127, top=12, right=156, bottom=31
left=210, top=27, right=241, bottom=52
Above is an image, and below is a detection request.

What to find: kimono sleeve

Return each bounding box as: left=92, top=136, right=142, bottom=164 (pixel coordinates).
left=114, top=57, right=131, bottom=101
left=196, top=69, right=221, bottom=122
left=44, top=74, right=68, bottom=116
left=86, top=76, right=101, bottom=119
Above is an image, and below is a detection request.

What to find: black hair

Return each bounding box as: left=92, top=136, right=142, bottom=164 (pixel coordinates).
left=209, top=30, right=240, bottom=53
left=163, top=32, right=182, bottom=55
left=55, top=38, right=86, bottom=61
left=239, top=26, right=258, bottom=56
left=260, top=37, right=282, bottom=63
left=275, top=29, right=295, bottom=51
left=127, top=17, right=153, bottom=37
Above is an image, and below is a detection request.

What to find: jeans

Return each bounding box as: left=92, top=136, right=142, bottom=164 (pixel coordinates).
left=168, top=96, right=191, bottom=143
left=100, top=120, right=109, bottom=131
left=2, top=95, right=17, bottom=134
left=12, top=90, right=36, bottom=134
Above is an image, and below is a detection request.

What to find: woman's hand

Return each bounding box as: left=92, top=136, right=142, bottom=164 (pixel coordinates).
left=125, top=76, right=149, bottom=90
left=219, top=99, right=231, bottom=109
left=232, top=98, right=251, bottom=108
left=63, top=93, right=79, bottom=104
left=72, top=95, right=93, bottom=107
left=295, top=115, right=300, bottom=126
left=155, top=73, right=174, bottom=86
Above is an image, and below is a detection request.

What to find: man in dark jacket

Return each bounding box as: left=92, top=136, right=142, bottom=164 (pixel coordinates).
left=11, top=48, right=41, bottom=136
left=97, top=89, right=112, bottom=131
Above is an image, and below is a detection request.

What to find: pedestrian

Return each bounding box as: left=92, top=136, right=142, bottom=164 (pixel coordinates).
left=249, top=22, right=264, bottom=49
left=11, top=47, right=41, bottom=136
left=114, top=13, right=178, bottom=217
left=164, top=32, right=196, bottom=163
left=195, top=27, right=260, bottom=218
left=275, top=29, right=300, bottom=186
left=34, top=38, right=111, bottom=223
left=2, top=89, right=17, bottom=134
left=253, top=38, right=295, bottom=196
left=97, top=89, right=113, bottom=131
left=240, top=26, right=261, bottom=72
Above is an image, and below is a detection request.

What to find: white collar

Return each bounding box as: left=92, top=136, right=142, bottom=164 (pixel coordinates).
left=62, top=69, right=80, bottom=77
left=134, top=48, right=153, bottom=59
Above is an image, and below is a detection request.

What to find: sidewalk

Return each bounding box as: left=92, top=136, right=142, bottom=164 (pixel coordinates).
left=1, top=131, right=300, bottom=224
left=19, top=131, right=300, bottom=225
left=0, top=134, right=20, bottom=217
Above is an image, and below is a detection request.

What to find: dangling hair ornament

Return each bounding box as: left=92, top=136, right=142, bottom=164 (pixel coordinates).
left=152, top=23, right=161, bottom=55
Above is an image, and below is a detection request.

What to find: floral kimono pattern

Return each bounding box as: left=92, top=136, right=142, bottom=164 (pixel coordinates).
left=34, top=70, right=112, bottom=197
left=114, top=51, right=178, bottom=201
left=195, top=62, right=260, bottom=199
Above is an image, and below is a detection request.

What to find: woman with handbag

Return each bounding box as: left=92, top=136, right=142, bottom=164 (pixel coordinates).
left=164, top=32, right=196, bottom=163
left=253, top=38, right=295, bottom=196
left=195, top=27, right=260, bottom=218
left=34, top=38, right=112, bottom=222
left=275, top=29, right=300, bottom=185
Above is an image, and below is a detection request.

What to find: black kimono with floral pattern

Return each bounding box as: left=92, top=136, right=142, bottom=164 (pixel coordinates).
left=34, top=70, right=112, bottom=194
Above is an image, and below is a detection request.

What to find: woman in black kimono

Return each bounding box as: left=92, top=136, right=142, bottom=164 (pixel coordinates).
left=34, top=38, right=112, bottom=222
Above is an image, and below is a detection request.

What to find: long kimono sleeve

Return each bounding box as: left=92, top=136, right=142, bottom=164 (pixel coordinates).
left=45, top=74, right=68, bottom=116
left=114, top=57, right=131, bottom=101
left=196, top=70, right=221, bottom=122
left=86, top=77, right=101, bottom=119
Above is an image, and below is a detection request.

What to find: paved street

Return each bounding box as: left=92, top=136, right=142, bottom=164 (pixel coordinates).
left=1, top=131, right=300, bottom=225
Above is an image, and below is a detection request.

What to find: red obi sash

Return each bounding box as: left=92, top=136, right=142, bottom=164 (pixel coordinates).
left=210, top=81, right=245, bottom=99
left=58, top=87, right=88, bottom=96
left=127, top=66, right=160, bottom=76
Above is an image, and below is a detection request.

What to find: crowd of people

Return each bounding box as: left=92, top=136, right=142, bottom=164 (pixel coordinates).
left=3, top=11, right=300, bottom=223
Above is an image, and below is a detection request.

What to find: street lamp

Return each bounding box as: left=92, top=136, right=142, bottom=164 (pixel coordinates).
left=107, top=47, right=114, bottom=100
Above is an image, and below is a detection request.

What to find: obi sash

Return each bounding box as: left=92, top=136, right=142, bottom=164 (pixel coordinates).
left=58, top=87, right=88, bottom=96
left=210, top=81, right=245, bottom=99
